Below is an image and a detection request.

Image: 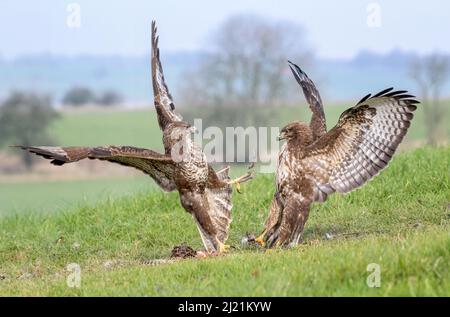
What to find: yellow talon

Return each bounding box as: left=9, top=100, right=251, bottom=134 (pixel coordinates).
left=228, top=179, right=243, bottom=194
left=226, top=172, right=253, bottom=194
left=218, top=242, right=231, bottom=254
left=255, top=235, right=266, bottom=247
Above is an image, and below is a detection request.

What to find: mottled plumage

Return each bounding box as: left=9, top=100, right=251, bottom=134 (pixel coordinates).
left=257, top=61, right=419, bottom=248
left=16, top=21, right=252, bottom=254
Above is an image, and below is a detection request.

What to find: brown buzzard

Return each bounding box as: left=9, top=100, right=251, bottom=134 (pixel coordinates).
left=255, top=61, right=419, bottom=248
left=16, top=21, right=252, bottom=255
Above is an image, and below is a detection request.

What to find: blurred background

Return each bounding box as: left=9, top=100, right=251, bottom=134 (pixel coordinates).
left=0, top=0, right=449, bottom=216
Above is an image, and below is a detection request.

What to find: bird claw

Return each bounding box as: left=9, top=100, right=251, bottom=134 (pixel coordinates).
left=218, top=243, right=231, bottom=254
left=236, top=182, right=242, bottom=194
left=226, top=172, right=253, bottom=194
left=254, top=235, right=266, bottom=247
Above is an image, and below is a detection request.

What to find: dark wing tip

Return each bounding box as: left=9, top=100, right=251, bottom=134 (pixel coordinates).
left=356, top=93, right=372, bottom=105
left=151, top=21, right=158, bottom=50
left=372, top=87, right=394, bottom=98
left=13, top=146, right=64, bottom=161
left=11, top=145, right=40, bottom=153
left=288, top=64, right=304, bottom=85
left=287, top=60, right=309, bottom=79
left=408, top=104, right=418, bottom=111
left=288, top=64, right=299, bottom=80
left=359, top=87, right=420, bottom=106
left=50, top=159, right=65, bottom=166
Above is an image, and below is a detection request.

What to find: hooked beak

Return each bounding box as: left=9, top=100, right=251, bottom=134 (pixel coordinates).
left=277, top=131, right=286, bottom=141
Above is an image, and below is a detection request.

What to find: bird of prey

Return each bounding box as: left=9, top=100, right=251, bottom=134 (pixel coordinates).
left=255, top=61, right=419, bottom=248
left=16, top=21, right=252, bottom=255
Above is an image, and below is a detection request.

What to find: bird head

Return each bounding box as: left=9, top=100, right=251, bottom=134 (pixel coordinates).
left=278, top=121, right=312, bottom=144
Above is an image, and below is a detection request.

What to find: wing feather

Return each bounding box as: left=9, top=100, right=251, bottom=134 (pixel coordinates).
left=304, top=89, right=419, bottom=195
left=16, top=145, right=177, bottom=191
left=288, top=61, right=327, bottom=140
left=151, top=21, right=183, bottom=131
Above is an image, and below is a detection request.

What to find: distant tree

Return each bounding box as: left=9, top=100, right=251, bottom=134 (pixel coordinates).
left=96, top=90, right=123, bottom=106
left=180, top=15, right=314, bottom=163
left=409, top=53, right=450, bottom=145
left=0, top=92, right=59, bottom=169
left=180, top=14, right=313, bottom=118
left=62, top=86, right=96, bottom=106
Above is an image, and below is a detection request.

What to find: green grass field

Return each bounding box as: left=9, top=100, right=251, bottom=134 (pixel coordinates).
left=0, top=176, right=153, bottom=217
left=51, top=110, right=164, bottom=150
left=0, top=147, right=448, bottom=296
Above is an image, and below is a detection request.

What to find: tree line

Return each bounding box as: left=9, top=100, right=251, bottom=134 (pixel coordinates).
left=62, top=87, right=123, bottom=107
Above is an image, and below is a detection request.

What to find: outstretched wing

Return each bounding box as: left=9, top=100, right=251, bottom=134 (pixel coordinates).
left=303, top=88, right=419, bottom=198
left=288, top=61, right=327, bottom=141
left=151, top=21, right=183, bottom=131
left=16, top=145, right=177, bottom=191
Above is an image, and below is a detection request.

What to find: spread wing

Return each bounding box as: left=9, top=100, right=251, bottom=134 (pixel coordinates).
left=288, top=61, right=327, bottom=141
left=16, top=145, right=177, bottom=191
left=151, top=21, right=183, bottom=131
left=302, top=88, right=419, bottom=198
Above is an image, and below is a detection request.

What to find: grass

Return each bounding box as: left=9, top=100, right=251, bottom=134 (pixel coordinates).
left=51, top=109, right=164, bottom=150
left=0, top=176, right=153, bottom=217
left=0, top=147, right=449, bottom=296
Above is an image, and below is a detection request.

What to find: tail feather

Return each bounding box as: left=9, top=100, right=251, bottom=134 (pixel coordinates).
left=206, top=166, right=233, bottom=243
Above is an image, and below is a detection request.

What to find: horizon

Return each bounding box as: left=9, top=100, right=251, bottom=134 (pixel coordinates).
left=0, top=47, right=430, bottom=62
left=1, top=48, right=447, bottom=103
left=0, top=48, right=436, bottom=103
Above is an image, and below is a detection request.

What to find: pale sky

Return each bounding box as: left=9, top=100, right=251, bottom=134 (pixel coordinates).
left=0, top=0, right=448, bottom=59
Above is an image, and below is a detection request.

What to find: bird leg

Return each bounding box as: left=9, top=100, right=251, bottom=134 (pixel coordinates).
left=266, top=199, right=311, bottom=248
left=255, top=193, right=282, bottom=248
left=216, top=239, right=231, bottom=254
left=216, top=166, right=230, bottom=175
left=254, top=231, right=267, bottom=247
left=226, top=172, right=253, bottom=193
left=219, top=243, right=230, bottom=254
left=195, top=240, right=230, bottom=258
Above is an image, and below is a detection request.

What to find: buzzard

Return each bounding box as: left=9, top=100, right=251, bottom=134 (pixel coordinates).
left=255, top=61, right=419, bottom=248
left=16, top=21, right=252, bottom=255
